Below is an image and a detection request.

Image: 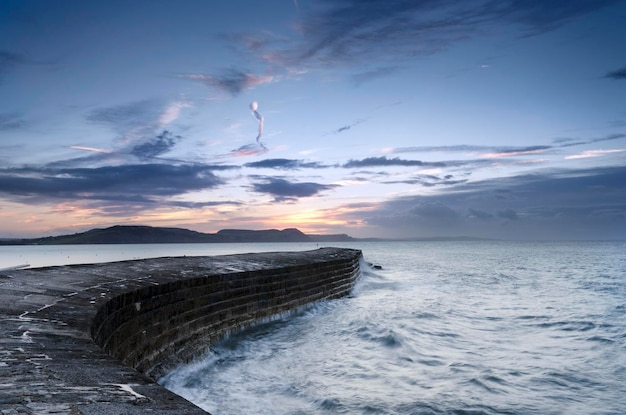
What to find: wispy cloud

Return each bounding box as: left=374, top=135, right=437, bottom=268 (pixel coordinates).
left=392, top=144, right=496, bottom=154
left=352, top=66, right=401, bottom=86
left=556, top=133, right=626, bottom=148
left=251, top=177, right=338, bottom=202
left=265, top=0, right=621, bottom=69
left=343, top=156, right=446, bottom=168
left=0, top=113, right=26, bottom=130
left=177, top=69, right=273, bottom=96
left=331, top=118, right=366, bottom=134
left=86, top=99, right=163, bottom=142
left=392, top=145, right=493, bottom=153
left=84, top=99, right=194, bottom=163
left=158, top=101, right=191, bottom=127
left=228, top=144, right=268, bottom=158
left=65, top=130, right=192, bottom=166
left=565, top=149, right=626, bottom=159
left=482, top=145, right=552, bottom=158
left=214, top=0, right=621, bottom=98
left=244, top=158, right=330, bottom=170
left=589, top=133, right=626, bottom=143
left=604, top=66, right=626, bottom=80
left=392, top=134, right=626, bottom=156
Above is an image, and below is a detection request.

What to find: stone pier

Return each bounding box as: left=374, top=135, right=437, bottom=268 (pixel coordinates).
left=0, top=248, right=362, bottom=414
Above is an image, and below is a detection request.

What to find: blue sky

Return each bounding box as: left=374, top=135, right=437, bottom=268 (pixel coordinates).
left=1, top=0, right=625, bottom=240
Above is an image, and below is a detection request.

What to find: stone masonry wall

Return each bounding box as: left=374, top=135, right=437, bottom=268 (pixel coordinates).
left=91, top=249, right=362, bottom=379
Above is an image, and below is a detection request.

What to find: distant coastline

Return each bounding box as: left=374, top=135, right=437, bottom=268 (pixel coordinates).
left=0, top=225, right=355, bottom=245
left=0, top=225, right=494, bottom=245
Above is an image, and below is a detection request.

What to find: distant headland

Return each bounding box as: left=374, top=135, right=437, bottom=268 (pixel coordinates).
left=0, top=225, right=496, bottom=245
left=0, top=225, right=358, bottom=245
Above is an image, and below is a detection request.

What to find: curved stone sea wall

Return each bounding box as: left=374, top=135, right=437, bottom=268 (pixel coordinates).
left=0, top=248, right=362, bottom=414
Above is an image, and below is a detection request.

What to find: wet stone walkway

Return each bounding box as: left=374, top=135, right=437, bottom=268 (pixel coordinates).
left=0, top=248, right=362, bottom=414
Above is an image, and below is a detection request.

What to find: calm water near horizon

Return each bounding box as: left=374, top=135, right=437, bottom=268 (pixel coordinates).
left=3, top=241, right=625, bottom=414
left=0, top=241, right=337, bottom=269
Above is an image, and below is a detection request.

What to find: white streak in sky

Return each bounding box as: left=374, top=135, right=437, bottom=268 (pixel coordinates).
left=250, top=101, right=266, bottom=150
left=67, top=146, right=114, bottom=154
left=565, top=149, right=626, bottom=159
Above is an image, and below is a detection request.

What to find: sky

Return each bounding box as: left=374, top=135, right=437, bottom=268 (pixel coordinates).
left=1, top=0, right=625, bottom=240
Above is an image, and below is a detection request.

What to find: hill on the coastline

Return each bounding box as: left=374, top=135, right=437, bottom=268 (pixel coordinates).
left=1, top=225, right=356, bottom=245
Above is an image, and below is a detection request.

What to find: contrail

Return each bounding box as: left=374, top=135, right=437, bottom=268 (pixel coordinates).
left=250, top=101, right=264, bottom=144
left=67, top=145, right=114, bottom=154
left=68, top=145, right=199, bottom=164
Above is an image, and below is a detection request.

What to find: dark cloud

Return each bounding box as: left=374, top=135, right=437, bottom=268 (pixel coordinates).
left=352, top=165, right=626, bottom=239
left=131, top=130, right=182, bottom=160
left=169, top=200, right=242, bottom=209
left=50, top=196, right=241, bottom=219
left=278, top=0, right=620, bottom=67
left=0, top=113, right=26, bottom=130
left=344, top=156, right=446, bottom=168
left=605, top=66, right=626, bottom=80
left=176, top=69, right=272, bottom=96
left=0, top=164, right=225, bottom=203
left=251, top=177, right=338, bottom=202
left=244, top=158, right=330, bottom=170
left=410, top=201, right=460, bottom=222
left=384, top=174, right=468, bottom=187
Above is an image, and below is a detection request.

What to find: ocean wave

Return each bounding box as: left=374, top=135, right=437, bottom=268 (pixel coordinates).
left=160, top=241, right=626, bottom=415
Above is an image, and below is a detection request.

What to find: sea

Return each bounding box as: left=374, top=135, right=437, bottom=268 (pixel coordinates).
left=2, top=241, right=625, bottom=414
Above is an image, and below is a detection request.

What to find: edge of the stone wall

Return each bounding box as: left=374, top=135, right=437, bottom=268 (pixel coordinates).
left=0, top=248, right=362, bottom=414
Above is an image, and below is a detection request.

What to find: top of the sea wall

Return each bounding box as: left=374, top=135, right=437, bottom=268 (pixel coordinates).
left=0, top=248, right=362, bottom=414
